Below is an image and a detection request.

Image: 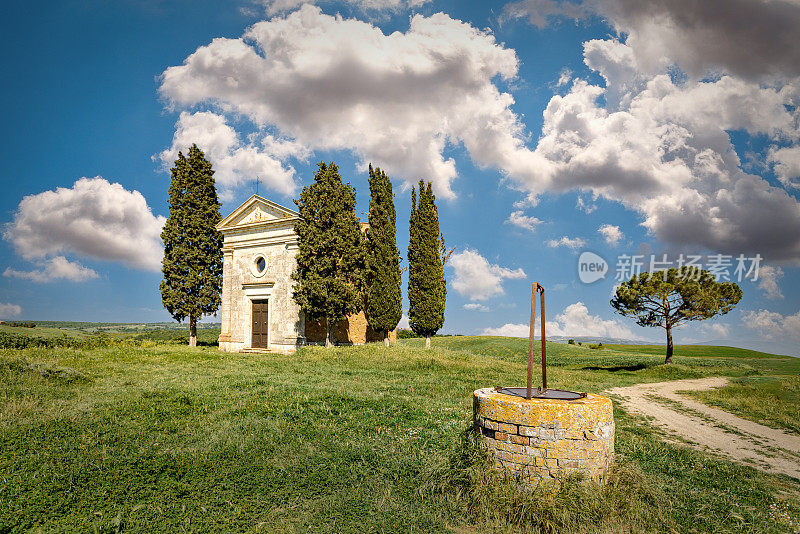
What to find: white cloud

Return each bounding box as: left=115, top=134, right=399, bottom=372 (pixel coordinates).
left=159, top=4, right=800, bottom=262
left=576, top=196, right=597, bottom=214
left=505, top=210, right=542, bottom=232
left=546, top=301, right=638, bottom=338
left=482, top=301, right=638, bottom=339
left=159, top=5, right=525, bottom=198
left=556, top=68, right=572, bottom=87
left=757, top=265, right=784, bottom=300
left=498, top=1, right=800, bottom=263
left=698, top=322, right=731, bottom=339
left=518, top=45, right=800, bottom=262
left=598, top=224, right=623, bottom=246
left=768, top=146, right=800, bottom=189
left=156, top=111, right=306, bottom=199
left=3, top=177, right=165, bottom=272
left=546, top=236, right=586, bottom=249
left=0, top=303, right=22, bottom=318
left=464, top=303, right=490, bottom=312
left=4, top=256, right=98, bottom=283
left=256, top=0, right=430, bottom=16
left=449, top=249, right=526, bottom=301
left=482, top=323, right=529, bottom=337
left=742, top=308, right=800, bottom=343
left=600, top=0, right=800, bottom=82
left=503, top=0, right=587, bottom=29
left=506, top=0, right=800, bottom=81
left=398, top=314, right=410, bottom=329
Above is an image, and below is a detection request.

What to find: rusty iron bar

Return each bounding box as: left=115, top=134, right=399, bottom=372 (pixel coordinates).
left=526, top=283, right=537, bottom=399
left=499, top=281, right=586, bottom=401
left=526, top=282, right=548, bottom=399
left=539, top=284, right=547, bottom=392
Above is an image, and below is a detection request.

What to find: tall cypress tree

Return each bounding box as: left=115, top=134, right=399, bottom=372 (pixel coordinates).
left=365, top=164, right=402, bottom=347
left=160, top=144, right=223, bottom=347
left=292, top=162, right=366, bottom=347
left=408, top=180, right=446, bottom=349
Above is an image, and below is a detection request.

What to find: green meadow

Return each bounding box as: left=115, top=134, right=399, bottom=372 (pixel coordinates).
left=1, top=332, right=798, bottom=532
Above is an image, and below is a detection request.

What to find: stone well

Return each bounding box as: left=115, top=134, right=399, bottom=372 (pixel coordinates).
left=474, top=387, right=614, bottom=482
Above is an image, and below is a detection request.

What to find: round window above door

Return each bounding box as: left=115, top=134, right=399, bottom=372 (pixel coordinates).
left=251, top=254, right=267, bottom=277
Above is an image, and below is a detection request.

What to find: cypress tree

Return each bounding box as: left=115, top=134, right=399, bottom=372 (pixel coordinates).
left=292, top=162, right=366, bottom=347
left=160, top=144, right=223, bottom=346
left=408, top=180, right=446, bottom=349
left=365, top=164, right=402, bottom=347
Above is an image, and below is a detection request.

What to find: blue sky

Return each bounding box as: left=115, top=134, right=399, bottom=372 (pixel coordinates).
left=1, top=0, right=799, bottom=355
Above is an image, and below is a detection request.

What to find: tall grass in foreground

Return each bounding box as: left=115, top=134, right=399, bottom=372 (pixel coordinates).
left=424, top=407, right=799, bottom=533
left=424, top=429, right=669, bottom=533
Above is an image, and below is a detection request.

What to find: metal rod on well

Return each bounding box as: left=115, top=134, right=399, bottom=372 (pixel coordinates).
left=526, top=282, right=537, bottom=400
left=540, top=285, right=547, bottom=392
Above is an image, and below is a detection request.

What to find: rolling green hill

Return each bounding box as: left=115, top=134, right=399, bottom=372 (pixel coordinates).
left=1, top=335, right=798, bottom=532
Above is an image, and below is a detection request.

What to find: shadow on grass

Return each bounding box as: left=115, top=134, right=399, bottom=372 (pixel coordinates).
left=579, top=363, right=650, bottom=372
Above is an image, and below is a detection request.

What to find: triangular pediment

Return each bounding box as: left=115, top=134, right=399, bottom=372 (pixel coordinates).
left=217, top=195, right=299, bottom=231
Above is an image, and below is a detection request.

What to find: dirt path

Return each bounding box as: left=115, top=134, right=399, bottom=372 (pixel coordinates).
left=608, top=377, right=800, bottom=479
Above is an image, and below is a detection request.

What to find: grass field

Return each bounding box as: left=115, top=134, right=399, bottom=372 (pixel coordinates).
left=0, top=324, right=87, bottom=339
left=603, top=344, right=786, bottom=359
left=1, top=335, right=798, bottom=532
left=689, top=375, right=800, bottom=435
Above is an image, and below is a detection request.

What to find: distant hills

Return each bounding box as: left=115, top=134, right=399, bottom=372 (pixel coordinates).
left=547, top=335, right=654, bottom=345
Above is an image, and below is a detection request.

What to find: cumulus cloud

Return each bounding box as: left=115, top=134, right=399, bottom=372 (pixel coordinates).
left=156, top=111, right=306, bottom=199
left=449, top=249, right=526, bottom=301
left=768, top=146, right=800, bottom=189
left=757, top=265, right=784, bottom=300
left=742, top=308, right=800, bottom=343
left=3, top=177, right=165, bottom=272
left=159, top=5, right=526, bottom=198
left=506, top=210, right=542, bottom=232
left=546, top=236, right=586, bottom=249
left=598, top=224, right=623, bottom=246
left=546, top=301, right=637, bottom=338
left=518, top=43, right=800, bottom=262
left=498, top=1, right=800, bottom=263
left=464, top=303, right=490, bottom=312
left=556, top=68, right=572, bottom=88
left=576, top=196, right=597, bottom=214
left=483, top=301, right=638, bottom=338
left=256, top=0, right=430, bottom=16
left=482, top=323, right=529, bottom=337
left=503, top=0, right=587, bottom=28
left=159, top=4, right=800, bottom=263
left=505, top=0, right=800, bottom=81
left=697, top=322, right=731, bottom=340
left=0, top=303, right=22, bottom=318
left=598, top=0, right=800, bottom=81
left=4, top=256, right=99, bottom=283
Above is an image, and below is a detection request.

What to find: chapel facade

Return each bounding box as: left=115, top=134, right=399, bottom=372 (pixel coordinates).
left=217, top=195, right=396, bottom=353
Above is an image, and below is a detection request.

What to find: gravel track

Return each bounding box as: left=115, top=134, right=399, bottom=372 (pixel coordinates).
left=608, top=377, right=800, bottom=479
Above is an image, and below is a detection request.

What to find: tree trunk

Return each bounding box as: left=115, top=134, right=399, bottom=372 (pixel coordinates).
left=325, top=319, right=333, bottom=348
left=384, top=331, right=390, bottom=348
left=665, top=325, right=673, bottom=364
left=189, top=316, right=197, bottom=347
left=425, top=336, right=431, bottom=349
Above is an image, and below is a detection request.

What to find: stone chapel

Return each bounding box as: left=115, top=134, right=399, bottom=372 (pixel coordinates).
left=216, top=195, right=396, bottom=353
